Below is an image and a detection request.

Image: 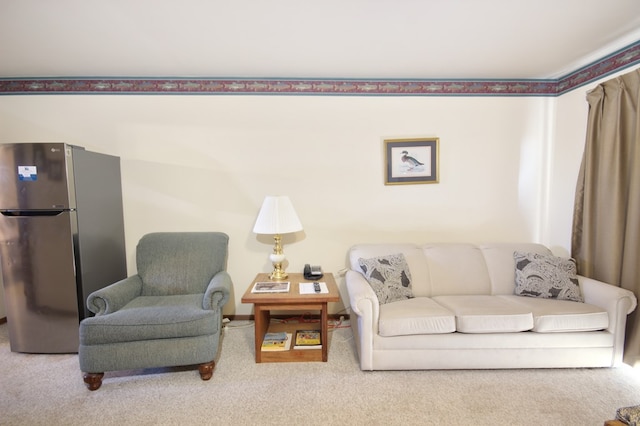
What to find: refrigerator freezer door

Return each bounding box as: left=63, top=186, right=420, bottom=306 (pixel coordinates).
left=0, top=143, right=76, bottom=210
left=0, top=211, right=80, bottom=353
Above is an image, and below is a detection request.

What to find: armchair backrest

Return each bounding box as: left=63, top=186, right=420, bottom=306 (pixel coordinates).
left=136, top=232, right=229, bottom=296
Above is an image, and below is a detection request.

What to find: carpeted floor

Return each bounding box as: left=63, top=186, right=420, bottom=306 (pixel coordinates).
left=1, top=320, right=639, bottom=425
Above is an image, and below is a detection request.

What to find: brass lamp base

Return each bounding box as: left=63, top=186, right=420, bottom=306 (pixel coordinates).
left=268, top=234, right=289, bottom=281
left=269, top=265, right=288, bottom=281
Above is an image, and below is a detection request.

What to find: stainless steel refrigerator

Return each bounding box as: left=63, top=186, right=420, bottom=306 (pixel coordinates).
left=0, top=143, right=127, bottom=353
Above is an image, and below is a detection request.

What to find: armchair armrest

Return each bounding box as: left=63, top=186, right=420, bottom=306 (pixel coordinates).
left=203, top=271, right=232, bottom=310
left=86, top=275, right=143, bottom=316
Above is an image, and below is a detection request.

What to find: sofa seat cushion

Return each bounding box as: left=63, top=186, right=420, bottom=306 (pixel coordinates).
left=378, top=297, right=456, bottom=336
left=80, top=294, right=217, bottom=345
left=432, top=295, right=533, bottom=333
left=372, top=328, right=614, bottom=350
left=502, top=295, right=609, bottom=332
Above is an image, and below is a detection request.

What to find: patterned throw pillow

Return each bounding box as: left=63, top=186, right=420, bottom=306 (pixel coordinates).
left=513, top=251, right=583, bottom=302
left=358, top=253, right=413, bottom=304
left=616, top=404, right=640, bottom=426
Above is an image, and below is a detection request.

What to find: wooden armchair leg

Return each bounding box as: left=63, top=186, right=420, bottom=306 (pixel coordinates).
left=83, top=372, right=104, bottom=391
left=198, top=360, right=215, bottom=381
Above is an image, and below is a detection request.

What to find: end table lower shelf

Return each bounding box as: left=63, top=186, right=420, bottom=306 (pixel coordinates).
left=259, top=322, right=324, bottom=363
left=241, top=272, right=340, bottom=363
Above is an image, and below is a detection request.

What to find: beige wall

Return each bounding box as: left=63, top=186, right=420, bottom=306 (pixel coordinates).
left=0, top=65, right=638, bottom=318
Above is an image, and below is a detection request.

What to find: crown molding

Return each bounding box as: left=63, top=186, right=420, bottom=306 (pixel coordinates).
left=1, top=41, right=639, bottom=97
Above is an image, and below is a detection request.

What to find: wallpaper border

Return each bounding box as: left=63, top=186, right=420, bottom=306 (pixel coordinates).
left=1, top=41, right=638, bottom=97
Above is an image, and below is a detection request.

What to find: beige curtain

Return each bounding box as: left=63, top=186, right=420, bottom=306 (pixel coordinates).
left=572, top=68, right=640, bottom=366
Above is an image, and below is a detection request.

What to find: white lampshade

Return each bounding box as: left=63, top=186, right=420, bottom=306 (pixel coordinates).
left=253, top=196, right=303, bottom=235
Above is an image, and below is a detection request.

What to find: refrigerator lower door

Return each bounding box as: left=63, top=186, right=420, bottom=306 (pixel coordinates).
left=0, top=211, right=79, bottom=353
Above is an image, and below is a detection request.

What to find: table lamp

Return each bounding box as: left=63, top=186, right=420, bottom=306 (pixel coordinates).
left=253, top=195, right=303, bottom=280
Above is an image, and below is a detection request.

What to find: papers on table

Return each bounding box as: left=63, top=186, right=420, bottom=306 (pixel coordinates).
left=299, top=282, right=329, bottom=294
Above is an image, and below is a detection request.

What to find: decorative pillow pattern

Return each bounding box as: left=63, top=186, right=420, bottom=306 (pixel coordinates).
left=616, top=404, right=640, bottom=426
left=514, top=251, right=583, bottom=302
left=358, top=253, right=413, bottom=304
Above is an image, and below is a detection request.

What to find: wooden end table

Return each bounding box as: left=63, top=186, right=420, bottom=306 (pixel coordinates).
left=241, top=272, right=340, bottom=363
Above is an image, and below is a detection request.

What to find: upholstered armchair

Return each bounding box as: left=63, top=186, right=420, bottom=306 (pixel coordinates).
left=79, top=232, right=232, bottom=390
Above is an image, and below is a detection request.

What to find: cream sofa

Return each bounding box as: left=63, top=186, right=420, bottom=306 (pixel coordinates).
left=346, top=243, right=637, bottom=371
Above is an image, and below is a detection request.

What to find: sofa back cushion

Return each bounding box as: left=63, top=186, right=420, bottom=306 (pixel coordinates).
left=421, top=244, right=492, bottom=296
left=350, top=242, right=555, bottom=298
left=479, top=243, right=552, bottom=295
left=351, top=243, right=495, bottom=297
left=350, top=244, right=431, bottom=297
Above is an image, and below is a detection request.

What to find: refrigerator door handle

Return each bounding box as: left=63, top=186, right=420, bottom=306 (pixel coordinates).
left=1, top=210, right=69, bottom=217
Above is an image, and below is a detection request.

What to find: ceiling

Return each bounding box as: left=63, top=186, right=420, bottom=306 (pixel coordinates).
left=1, top=0, right=640, bottom=81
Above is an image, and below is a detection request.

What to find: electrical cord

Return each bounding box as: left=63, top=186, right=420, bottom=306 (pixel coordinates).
left=222, top=307, right=353, bottom=332
left=270, top=312, right=350, bottom=329
left=222, top=317, right=353, bottom=344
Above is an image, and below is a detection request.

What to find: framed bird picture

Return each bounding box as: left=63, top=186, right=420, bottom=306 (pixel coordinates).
left=384, top=137, right=439, bottom=185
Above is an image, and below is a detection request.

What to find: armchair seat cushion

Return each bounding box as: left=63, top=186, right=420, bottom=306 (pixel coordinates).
left=80, top=294, right=218, bottom=345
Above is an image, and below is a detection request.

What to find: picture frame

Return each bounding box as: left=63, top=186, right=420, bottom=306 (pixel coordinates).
left=384, top=137, right=439, bottom=185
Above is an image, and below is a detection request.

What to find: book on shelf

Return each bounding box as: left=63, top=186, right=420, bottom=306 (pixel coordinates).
left=293, top=329, right=322, bottom=350
left=261, top=332, right=292, bottom=351
left=251, top=281, right=290, bottom=293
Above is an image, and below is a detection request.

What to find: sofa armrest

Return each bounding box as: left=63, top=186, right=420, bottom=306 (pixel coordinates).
left=346, top=269, right=381, bottom=370
left=203, top=270, right=232, bottom=310
left=580, top=275, right=637, bottom=366
left=86, top=275, right=143, bottom=316
left=580, top=275, right=637, bottom=318
left=346, top=270, right=380, bottom=324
